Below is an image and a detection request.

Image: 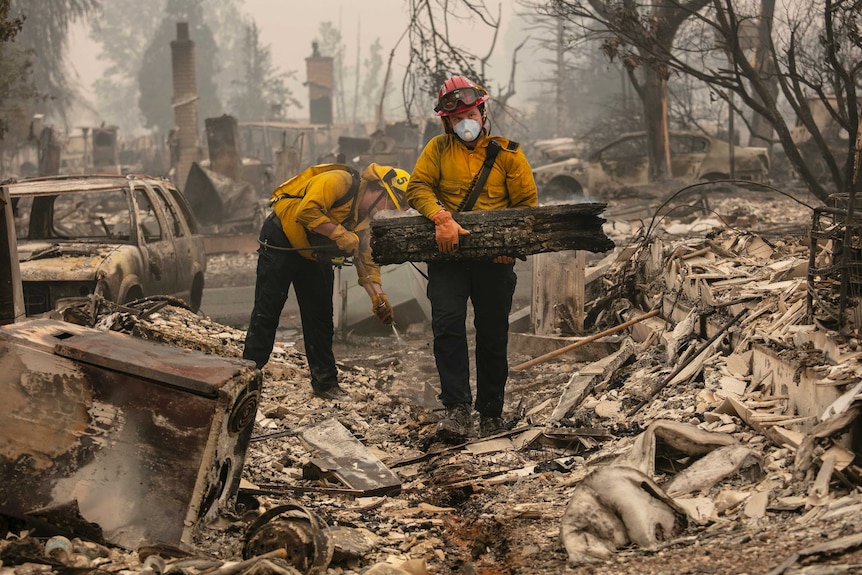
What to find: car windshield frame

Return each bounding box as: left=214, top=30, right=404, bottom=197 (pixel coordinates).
left=13, top=186, right=135, bottom=244
left=597, top=135, right=647, bottom=162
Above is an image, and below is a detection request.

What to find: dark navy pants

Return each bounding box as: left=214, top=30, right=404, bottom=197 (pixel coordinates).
left=243, top=214, right=338, bottom=391
left=427, top=260, right=517, bottom=417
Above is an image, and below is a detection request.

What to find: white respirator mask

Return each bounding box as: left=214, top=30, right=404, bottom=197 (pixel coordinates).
left=453, top=118, right=482, bottom=142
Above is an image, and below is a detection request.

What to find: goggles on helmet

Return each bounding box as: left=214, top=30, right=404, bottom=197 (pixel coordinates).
left=435, top=86, right=484, bottom=113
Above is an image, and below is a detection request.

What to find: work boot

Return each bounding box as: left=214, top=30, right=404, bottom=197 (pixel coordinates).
left=479, top=415, right=506, bottom=438
left=313, top=384, right=351, bottom=402
left=436, top=404, right=476, bottom=442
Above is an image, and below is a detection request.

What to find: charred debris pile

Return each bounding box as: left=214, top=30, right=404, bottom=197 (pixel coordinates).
left=4, top=189, right=862, bottom=574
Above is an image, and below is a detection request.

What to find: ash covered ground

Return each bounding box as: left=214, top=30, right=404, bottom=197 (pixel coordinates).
left=9, top=189, right=862, bottom=575
left=158, top=190, right=862, bottom=575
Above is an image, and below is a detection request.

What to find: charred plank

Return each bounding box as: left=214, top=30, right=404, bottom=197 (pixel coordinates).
left=370, top=203, right=614, bottom=264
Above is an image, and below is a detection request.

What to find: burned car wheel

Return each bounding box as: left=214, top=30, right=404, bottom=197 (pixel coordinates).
left=123, top=285, right=144, bottom=306
left=540, top=175, right=585, bottom=205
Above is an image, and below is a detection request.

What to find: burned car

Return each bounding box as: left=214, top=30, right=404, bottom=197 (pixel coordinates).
left=533, top=131, right=771, bottom=203
left=531, top=137, right=585, bottom=163
left=8, top=174, right=206, bottom=316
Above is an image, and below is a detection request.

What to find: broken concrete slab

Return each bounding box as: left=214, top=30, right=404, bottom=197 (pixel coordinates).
left=750, top=343, right=846, bottom=435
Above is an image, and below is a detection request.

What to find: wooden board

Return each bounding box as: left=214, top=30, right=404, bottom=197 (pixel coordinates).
left=548, top=339, right=635, bottom=423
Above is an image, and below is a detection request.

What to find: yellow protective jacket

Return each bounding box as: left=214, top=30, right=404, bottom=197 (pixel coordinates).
left=271, top=170, right=382, bottom=286
left=406, top=132, right=538, bottom=218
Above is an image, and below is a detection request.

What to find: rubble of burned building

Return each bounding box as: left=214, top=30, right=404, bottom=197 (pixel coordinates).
left=4, top=190, right=862, bottom=575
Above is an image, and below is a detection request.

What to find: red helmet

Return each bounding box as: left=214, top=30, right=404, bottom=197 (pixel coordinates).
left=434, top=75, right=489, bottom=117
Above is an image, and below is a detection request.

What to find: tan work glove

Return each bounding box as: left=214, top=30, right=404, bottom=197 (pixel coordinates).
left=431, top=210, right=469, bottom=254
left=371, top=292, right=395, bottom=325
left=328, top=224, right=360, bottom=256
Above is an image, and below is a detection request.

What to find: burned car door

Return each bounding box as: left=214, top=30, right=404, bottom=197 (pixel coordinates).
left=133, top=186, right=178, bottom=296
left=149, top=182, right=206, bottom=310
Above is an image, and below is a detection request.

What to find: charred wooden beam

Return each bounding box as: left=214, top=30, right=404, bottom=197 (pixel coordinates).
left=370, top=203, right=614, bottom=265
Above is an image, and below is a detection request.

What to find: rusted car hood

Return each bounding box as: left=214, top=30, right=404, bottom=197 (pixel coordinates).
left=17, top=241, right=120, bottom=281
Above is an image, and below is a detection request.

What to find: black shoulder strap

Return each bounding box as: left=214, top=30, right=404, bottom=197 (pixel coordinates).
left=457, top=140, right=502, bottom=213
left=333, top=167, right=361, bottom=227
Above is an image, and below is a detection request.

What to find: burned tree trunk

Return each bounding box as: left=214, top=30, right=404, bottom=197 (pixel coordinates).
left=370, top=203, right=614, bottom=264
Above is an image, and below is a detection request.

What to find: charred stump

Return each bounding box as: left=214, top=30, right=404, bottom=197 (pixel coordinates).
left=370, top=203, right=614, bottom=264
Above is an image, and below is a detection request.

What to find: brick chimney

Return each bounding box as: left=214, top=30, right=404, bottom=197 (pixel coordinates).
left=170, top=22, right=203, bottom=191
left=306, top=42, right=334, bottom=125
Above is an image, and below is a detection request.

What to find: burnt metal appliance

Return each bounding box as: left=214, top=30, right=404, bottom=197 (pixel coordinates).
left=0, top=318, right=260, bottom=550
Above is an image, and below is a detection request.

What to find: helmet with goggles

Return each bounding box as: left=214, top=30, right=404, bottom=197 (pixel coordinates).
left=434, top=75, right=490, bottom=117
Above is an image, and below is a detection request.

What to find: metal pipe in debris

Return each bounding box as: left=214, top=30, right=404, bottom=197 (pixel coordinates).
left=511, top=309, right=660, bottom=371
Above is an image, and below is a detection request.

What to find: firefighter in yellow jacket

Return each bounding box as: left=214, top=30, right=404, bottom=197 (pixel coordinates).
left=406, top=75, right=537, bottom=440
left=244, top=163, right=410, bottom=401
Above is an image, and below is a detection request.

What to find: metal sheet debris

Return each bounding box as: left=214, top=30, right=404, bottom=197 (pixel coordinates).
left=299, top=418, right=402, bottom=496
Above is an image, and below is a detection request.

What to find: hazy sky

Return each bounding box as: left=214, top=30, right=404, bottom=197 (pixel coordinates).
left=68, top=0, right=518, bottom=119
left=244, top=0, right=411, bottom=92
